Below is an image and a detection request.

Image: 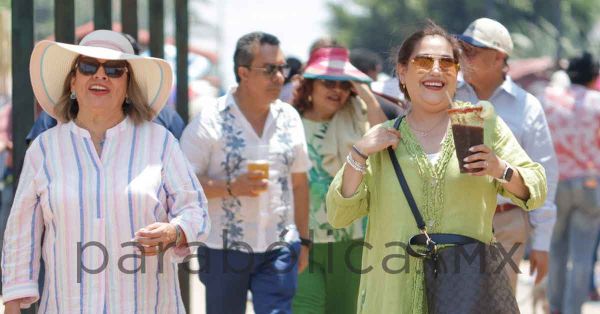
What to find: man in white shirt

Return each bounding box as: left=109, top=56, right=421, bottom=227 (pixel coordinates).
left=455, top=18, right=558, bottom=292
left=180, top=32, right=311, bottom=314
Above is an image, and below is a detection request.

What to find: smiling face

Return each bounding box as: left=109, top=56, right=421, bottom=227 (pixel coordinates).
left=70, top=57, right=129, bottom=118
left=309, top=79, right=352, bottom=120
left=397, top=35, right=458, bottom=113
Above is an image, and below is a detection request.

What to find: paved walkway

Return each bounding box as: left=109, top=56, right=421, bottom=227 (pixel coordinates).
left=2, top=260, right=599, bottom=313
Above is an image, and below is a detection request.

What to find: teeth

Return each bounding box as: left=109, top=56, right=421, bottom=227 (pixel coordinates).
left=90, top=85, right=108, bottom=91
left=423, top=81, right=443, bottom=87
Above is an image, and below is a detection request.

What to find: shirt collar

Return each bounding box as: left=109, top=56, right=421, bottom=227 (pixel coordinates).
left=68, top=116, right=132, bottom=139
left=218, top=86, right=282, bottom=113
left=217, top=86, right=238, bottom=112
left=457, top=75, right=518, bottom=99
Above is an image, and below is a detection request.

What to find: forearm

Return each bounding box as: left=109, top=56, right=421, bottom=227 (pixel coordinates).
left=292, top=173, right=309, bottom=238
left=341, top=151, right=367, bottom=197
left=501, top=168, right=530, bottom=200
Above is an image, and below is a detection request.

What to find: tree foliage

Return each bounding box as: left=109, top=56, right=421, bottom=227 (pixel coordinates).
left=328, top=0, right=600, bottom=72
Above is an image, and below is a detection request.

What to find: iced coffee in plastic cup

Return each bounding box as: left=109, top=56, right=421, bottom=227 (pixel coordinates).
left=247, top=145, right=270, bottom=192
left=448, top=106, right=484, bottom=173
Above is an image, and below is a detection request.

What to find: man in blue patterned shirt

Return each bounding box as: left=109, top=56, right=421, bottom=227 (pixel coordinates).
left=180, top=32, right=311, bottom=314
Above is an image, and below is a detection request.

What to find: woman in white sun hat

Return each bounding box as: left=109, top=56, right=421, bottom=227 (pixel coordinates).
left=2, top=30, right=209, bottom=313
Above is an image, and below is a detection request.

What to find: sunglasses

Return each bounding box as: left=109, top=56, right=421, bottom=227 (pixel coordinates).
left=410, top=55, right=459, bottom=72
left=317, top=79, right=352, bottom=91
left=76, top=57, right=129, bottom=78
left=247, top=64, right=291, bottom=77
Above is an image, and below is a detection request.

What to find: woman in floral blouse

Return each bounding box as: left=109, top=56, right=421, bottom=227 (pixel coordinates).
left=326, top=22, right=546, bottom=313
left=291, top=47, right=387, bottom=314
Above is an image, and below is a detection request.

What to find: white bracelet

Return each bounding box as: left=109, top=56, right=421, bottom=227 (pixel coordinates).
left=346, top=153, right=367, bottom=174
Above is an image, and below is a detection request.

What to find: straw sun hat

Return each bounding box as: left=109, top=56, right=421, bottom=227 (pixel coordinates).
left=29, top=29, right=173, bottom=119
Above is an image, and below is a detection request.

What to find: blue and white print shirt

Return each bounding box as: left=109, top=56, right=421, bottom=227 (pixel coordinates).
left=181, top=87, right=311, bottom=252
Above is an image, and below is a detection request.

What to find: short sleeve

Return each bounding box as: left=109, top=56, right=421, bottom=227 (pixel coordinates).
left=290, top=112, right=312, bottom=174
left=180, top=112, right=215, bottom=176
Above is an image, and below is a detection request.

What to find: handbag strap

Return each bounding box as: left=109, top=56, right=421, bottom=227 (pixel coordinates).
left=387, top=116, right=479, bottom=258
left=387, top=116, right=427, bottom=231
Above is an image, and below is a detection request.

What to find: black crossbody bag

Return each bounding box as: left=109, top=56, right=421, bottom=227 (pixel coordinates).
left=387, top=116, right=519, bottom=314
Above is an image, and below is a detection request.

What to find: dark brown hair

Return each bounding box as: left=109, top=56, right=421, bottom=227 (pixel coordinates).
left=396, top=20, right=461, bottom=101
left=292, top=78, right=315, bottom=114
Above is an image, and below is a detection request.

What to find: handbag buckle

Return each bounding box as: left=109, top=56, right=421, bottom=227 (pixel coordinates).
left=420, top=228, right=438, bottom=257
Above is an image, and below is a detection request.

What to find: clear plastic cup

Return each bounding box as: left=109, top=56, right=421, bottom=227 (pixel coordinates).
left=448, top=106, right=484, bottom=173
left=246, top=145, right=270, bottom=185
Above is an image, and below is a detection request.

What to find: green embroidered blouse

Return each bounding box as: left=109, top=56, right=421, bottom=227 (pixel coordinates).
left=326, top=115, right=547, bottom=314
left=303, top=118, right=364, bottom=243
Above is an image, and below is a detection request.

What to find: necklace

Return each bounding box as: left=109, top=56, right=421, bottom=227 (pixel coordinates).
left=407, top=114, right=448, bottom=136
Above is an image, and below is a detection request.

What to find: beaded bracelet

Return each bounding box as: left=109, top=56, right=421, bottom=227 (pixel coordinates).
left=351, top=145, right=369, bottom=160
left=346, top=153, right=367, bottom=174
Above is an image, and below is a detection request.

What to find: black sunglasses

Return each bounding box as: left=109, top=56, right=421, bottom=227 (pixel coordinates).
left=246, top=64, right=291, bottom=77
left=76, top=57, right=129, bottom=78
left=318, top=79, right=352, bottom=91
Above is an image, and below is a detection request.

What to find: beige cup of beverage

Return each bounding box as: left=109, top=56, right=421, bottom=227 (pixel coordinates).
left=247, top=145, right=270, bottom=192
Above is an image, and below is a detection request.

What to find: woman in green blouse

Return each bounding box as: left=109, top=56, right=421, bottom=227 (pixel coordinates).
left=326, top=22, right=547, bottom=313
left=291, top=47, right=388, bottom=314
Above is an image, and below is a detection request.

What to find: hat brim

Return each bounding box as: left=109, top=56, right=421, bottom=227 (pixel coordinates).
left=455, top=35, right=490, bottom=49
left=302, top=59, right=372, bottom=83
left=302, top=73, right=371, bottom=83
left=30, top=40, right=173, bottom=120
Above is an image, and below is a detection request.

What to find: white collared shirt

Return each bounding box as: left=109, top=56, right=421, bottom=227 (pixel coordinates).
left=456, top=76, right=558, bottom=251
left=180, top=87, right=312, bottom=252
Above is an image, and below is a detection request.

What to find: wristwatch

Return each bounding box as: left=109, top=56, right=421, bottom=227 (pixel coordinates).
left=496, top=162, right=514, bottom=184
left=300, top=237, right=313, bottom=249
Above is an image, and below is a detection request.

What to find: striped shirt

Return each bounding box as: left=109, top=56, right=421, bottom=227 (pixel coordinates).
left=1, top=117, right=210, bottom=313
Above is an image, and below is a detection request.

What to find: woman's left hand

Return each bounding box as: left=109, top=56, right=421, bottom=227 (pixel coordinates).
left=350, top=81, right=377, bottom=103
left=134, top=222, right=177, bottom=256
left=463, top=144, right=505, bottom=178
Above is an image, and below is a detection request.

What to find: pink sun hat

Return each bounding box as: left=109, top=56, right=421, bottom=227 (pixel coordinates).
left=302, top=47, right=372, bottom=83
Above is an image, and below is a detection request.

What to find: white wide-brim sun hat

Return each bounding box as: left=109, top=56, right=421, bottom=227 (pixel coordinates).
left=29, top=29, right=173, bottom=119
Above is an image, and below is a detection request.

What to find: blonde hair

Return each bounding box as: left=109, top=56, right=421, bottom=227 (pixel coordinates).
left=54, top=58, right=155, bottom=123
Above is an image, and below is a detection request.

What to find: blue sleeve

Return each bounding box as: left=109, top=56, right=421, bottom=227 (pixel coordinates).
left=153, top=107, right=185, bottom=140
left=25, top=112, right=57, bottom=145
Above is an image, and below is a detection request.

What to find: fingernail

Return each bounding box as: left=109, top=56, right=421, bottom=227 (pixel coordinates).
left=469, top=147, right=474, bottom=152
left=463, top=157, right=468, bottom=162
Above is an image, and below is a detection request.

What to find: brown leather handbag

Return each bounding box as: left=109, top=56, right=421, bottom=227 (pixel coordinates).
left=388, top=116, right=520, bottom=314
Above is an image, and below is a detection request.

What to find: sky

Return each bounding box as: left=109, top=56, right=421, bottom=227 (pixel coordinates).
left=191, top=0, right=331, bottom=88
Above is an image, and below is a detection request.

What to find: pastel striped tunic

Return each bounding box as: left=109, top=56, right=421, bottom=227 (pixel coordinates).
left=1, top=117, right=210, bottom=313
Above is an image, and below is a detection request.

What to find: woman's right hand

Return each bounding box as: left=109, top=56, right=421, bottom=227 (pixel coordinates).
left=4, top=300, right=22, bottom=314
left=355, top=125, right=402, bottom=156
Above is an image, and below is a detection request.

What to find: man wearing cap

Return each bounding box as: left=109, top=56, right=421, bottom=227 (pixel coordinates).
left=455, top=17, right=558, bottom=292
left=180, top=32, right=311, bottom=314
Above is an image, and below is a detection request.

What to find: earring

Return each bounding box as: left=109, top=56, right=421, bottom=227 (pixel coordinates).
left=308, top=95, right=312, bottom=103
left=70, top=91, right=76, bottom=100
left=401, top=83, right=406, bottom=90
